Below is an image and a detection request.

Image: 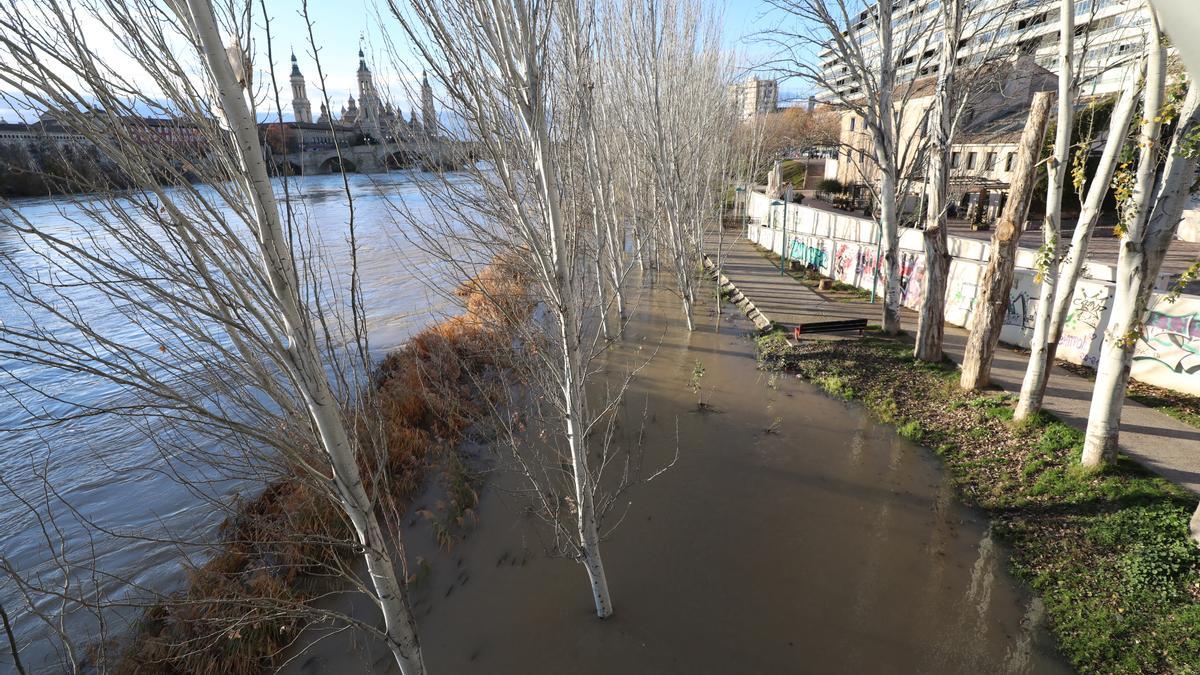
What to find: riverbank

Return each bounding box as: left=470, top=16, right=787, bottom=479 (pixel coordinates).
left=758, top=331, right=1200, bottom=673
left=109, top=259, right=527, bottom=672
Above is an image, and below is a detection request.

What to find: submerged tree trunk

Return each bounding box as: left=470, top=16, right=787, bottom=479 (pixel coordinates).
left=1081, top=42, right=1198, bottom=468
left=181, top=1, right=426, bottom=672
left=960, top=91, right=1053, bottom=390
left=1015, top=0, right=1075, bottom=421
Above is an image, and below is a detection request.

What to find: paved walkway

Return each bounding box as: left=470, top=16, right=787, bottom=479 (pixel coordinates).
left=709, top=230, right=1200, bottom=494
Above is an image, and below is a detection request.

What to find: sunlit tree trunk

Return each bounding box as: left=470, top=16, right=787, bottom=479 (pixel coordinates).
left=1082, top=31, right=1198, bottom=468
left=1019, top=70, right=1141, bottom=416
left=1015, top=0, right=1075, bottom=420
left=960, top=92, right=1053, bottom=390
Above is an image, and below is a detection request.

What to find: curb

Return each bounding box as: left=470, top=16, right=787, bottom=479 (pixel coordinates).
left=702, top=254, right=773, bottom=331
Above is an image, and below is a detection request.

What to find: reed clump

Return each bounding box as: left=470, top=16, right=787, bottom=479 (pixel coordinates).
left=110, top=257, right=530, bottom=674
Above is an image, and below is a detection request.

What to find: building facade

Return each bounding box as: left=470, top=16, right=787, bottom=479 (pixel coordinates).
left=730, top=76, right=779, bottom=120
left=818, top=0, right=1151, bottom=102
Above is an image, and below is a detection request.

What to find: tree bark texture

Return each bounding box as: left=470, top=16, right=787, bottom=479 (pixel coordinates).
left=960, top=91, right=1053, bottom=390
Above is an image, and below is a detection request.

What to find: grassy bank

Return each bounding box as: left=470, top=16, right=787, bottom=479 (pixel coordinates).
left=757, top=331, right=1200, bottom=674
left=112, top=261, right=526, bottom=673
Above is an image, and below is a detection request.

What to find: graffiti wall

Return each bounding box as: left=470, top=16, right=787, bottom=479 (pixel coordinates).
left=1058, top=282, right=1112, bottom=369
left=899, top=252, right=927, bottom=310
left=1132, top=295, right=1200, bottom=396
left=743, top=192, right=1200, bottom=397
left=999, top=271, right=1039, bottom=346
left=944, top=261, right=983, bottom=326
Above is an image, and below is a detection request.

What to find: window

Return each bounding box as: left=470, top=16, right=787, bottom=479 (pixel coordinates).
left=966, top=152, right=977, bottom=170
left=850, top=117, right=857, bottom=131
left=950, top=151, right=961, bottom=169
left=1005, top=152, right=1016, bottom=171
left=984, top=152, right=996, bottom=171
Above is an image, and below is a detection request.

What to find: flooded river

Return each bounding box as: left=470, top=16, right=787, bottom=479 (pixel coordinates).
left=289, top=285, right=1073, bottom=674
left=0, top=173, right=459, bottom=670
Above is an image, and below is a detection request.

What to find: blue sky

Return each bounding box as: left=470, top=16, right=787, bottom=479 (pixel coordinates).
left=258, top=0, right=803, bottom=119
left=0, top=0, right=805, bottom=124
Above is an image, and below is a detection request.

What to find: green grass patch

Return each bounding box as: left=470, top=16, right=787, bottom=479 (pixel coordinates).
left=755, top=334, right=1200, bottom=674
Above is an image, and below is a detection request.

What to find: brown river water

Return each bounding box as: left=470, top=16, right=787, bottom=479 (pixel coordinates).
left=285, top=282, right=1073, bottom=675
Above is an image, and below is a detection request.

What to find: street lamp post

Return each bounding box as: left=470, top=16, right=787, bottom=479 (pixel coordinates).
left=780, top=185, right=793, bottom=276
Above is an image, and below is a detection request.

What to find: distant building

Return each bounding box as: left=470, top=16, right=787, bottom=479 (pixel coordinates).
left=730, top=76, right=778, bottom=120
left=289, top=48, right=437, bottom=143
left=818, top=0, right=1152, bottom=102
left=837, top=57, right=1058, bottom=224
left=0, top=113, right=87, bottom=145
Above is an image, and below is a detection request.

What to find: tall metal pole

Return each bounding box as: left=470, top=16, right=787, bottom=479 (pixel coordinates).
left=780, top=186, right=793, bottom=275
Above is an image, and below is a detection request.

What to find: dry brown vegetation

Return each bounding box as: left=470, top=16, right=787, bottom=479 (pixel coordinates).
left=109, top=258, right=530, bottom=674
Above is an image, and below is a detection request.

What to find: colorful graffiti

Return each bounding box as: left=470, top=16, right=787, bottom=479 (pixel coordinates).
left=833, top=244, right=855, bottom=283
left=899, top=252, right=927, bottom=309
left=788, top=238, right=827, bottom=270
left=855, top=247, right=881, bottom=284
left=1135, top=310, right=1200, bottom=375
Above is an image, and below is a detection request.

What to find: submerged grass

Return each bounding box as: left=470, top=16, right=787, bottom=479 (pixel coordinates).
left=757, top=331, right=1200, bottom=674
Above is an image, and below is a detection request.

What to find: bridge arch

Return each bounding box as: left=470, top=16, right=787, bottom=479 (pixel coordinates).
left=320, top=156, right=357, bottom=174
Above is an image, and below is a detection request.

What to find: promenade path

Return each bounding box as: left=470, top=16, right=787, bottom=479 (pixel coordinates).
left=708, top=229, right=1200, bottom=494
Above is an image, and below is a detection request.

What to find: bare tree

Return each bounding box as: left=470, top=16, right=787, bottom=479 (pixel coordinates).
left=1082, top=20, right=1200, bottom=466
left=0, top=0, right=428, bottom=671
left=384, top=0, right=619, bottom=618
left=1014, top=61, right=1146, bottom=420
left=912, top=0, right=963, bottom=362
left=959, top=91, right=1054, bottom=389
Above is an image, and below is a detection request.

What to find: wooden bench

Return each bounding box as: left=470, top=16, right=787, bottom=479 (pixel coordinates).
left=793, top=318, right=868, bottom=338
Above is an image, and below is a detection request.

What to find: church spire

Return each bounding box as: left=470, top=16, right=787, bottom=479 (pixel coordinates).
left=420, top=70, right=436, bottom=137
left=289, top=51, right=312, bottom=124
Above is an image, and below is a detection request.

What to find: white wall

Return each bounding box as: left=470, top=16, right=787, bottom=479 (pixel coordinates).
left=744, top=190, right=1200, bottom=396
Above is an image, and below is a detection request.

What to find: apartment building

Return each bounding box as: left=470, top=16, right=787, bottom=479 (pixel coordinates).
left=730, top=76, right=780, bottom=120
left=818, top=0, right=1149, bottom=102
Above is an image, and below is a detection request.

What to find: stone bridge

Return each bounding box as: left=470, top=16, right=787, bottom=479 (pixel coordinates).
left=275, top=139, right=469, bottom=176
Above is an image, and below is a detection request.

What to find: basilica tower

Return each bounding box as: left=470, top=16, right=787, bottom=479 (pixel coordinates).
left=421, top=71, right=436, bottom=137
left=289, top=52, right=312, bottom=124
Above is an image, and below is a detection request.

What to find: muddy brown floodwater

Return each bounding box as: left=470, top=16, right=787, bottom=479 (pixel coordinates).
left=286, top=283, right=1073, bottom=675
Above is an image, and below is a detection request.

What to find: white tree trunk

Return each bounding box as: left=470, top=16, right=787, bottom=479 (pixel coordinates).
left=1020, top=74, right=1141, bottom=415
left=915, top=0, right=961, bottom=361
left=873, top=0, right=903, bottom=336
left=1082, top=37, right=1197, bottom=468
left=1015, top=0, right=1075, bottom=421
left=181, top=2, right=425, bottom=671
